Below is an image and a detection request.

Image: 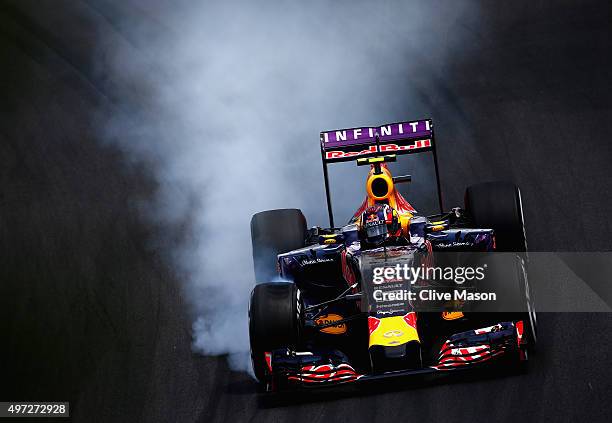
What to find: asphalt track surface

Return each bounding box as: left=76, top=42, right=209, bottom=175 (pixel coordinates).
left=1, top=1, right=612, bottom=422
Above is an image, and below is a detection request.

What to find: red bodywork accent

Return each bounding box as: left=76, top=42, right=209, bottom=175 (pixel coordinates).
left=394, top=190, right=418, bottom=214
left=287, top=363, right=363, bottom=384
left=368, top=316, right=381, bottom=335
left=432, top=323, right=518, bottom=370
left=433, top=343, right=506, bottom=370
left=434, top=349, right=506, bottom=369
left=264, top=352, right=273, bottom=372
left=516, top=320, right=524, bottom=346
left=403, top=312, right=418, bottom=329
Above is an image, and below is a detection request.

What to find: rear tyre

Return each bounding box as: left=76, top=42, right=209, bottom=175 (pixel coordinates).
left=465, top=181, right=527, bottom=253
left=251, top=209, right=307, bottom=283
left=249, top=282, right=303, bottom=385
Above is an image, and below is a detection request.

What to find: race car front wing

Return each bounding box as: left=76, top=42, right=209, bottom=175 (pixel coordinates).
left=265, top=321, right=524, bottom=390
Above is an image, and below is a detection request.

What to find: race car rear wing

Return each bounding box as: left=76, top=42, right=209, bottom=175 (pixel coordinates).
left=319, top=118, right=443, bottom=227
left=320, top=119, right=433, bottom=163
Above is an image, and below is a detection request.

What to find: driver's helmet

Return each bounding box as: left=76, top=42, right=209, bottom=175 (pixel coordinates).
left=359, top=204, right=401, bottom=247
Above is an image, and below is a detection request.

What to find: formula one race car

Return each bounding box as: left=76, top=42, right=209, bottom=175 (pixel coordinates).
left=249, top=119, right=537, bottom=391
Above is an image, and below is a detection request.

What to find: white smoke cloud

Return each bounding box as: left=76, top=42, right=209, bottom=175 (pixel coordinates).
left=100, top=0, right=477, bottom=373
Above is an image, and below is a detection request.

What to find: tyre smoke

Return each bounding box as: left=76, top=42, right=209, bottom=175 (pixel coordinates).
left=100, top=0, right=478, bottom=373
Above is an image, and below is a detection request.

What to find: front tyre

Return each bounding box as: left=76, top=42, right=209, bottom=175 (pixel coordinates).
left=465, top=182, right=536, bottom=351
left=249, top=282, right=303, bottom=385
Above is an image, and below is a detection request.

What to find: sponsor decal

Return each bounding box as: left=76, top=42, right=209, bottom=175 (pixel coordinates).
left=315, top=313, right=347, bottom=334
left=325, top=145, right=377, bottom=160
left=300, top=257, right=334, bottom=266
left=383, top=329, right=404, bottom=338
left=366, top=220, right=383, bottom=229
left=324, top=140, right=432, bottom=160
left=436, top=242, right=471, bottom=249
left=442, top=311, right=464, bottom=321
left=322, top=120, right=431, bottom=144
left=379, top=139, right=431, bottom=152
